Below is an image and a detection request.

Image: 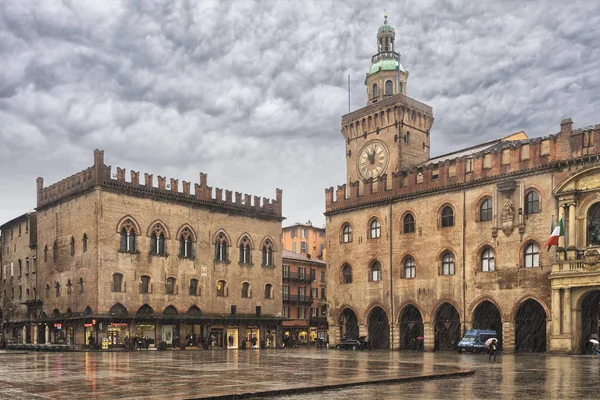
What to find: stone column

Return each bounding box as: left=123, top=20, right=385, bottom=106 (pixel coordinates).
left=45, top=325, right=49, bottom=344
left=502, top=321, right=514, bottom=352
left=358, top=324, right=368, bottom=339
left=551, top=289, right=562, bottom=336
left=179, top=324, right=187, bottom=350
left=22, top=326, right=26, bottom=344
left=564, top=288, right=572, bottom=335
left=568, top=203, right=577, bottom=249
left=389, top=323, right=399, bottom=350
left=33, top=325, right=38, bottom=344
left=329, top=324, right=340, bottom=346
left=423, top=322, right=434, bottom=352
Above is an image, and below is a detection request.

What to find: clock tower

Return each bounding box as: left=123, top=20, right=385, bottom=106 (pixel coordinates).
left=342, top=14, right=434, bottom=187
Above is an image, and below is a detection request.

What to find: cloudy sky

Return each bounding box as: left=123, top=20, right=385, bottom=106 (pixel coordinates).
left=1, top=0, right=599, bottom=228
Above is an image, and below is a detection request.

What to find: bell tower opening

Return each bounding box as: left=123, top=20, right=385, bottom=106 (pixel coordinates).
left=365, top=13, right=408, bottom=104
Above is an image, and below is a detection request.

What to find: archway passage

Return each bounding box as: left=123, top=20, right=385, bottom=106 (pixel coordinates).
left=581, top=290, right=600, bottom=354
left=472, top=301, right=503, bottom=350
left=435, top=303, right=461, bottom=351
left=109, top=303, right=128, bottom=317
left=399, top=305, right=423, bottom=350
left=515, top=299, right=547, bottom=352
left=339, top=308, right=359, bottom=341
left=368, top=307, right=390, bottom=349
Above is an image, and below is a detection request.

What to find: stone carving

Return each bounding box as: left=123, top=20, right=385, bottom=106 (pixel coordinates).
left=583, top=250, right=600, bottom=271
left=501, top=198, right=514, bottom=220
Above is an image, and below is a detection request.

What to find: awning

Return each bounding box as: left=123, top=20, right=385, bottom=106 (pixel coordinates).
left=282, top=320, right=310, bottom=327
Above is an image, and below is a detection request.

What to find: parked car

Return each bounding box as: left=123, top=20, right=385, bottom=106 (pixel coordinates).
left=336, top=336, right=368, bottom=350
left=457, top=329, right=497, bottom=353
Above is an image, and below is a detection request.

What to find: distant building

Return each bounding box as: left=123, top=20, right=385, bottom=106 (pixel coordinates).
left=282, top=221, right=326, bottom=260
left=1, top=150, right=284, bottom=349
left=281, top=249, right=327, bottom=344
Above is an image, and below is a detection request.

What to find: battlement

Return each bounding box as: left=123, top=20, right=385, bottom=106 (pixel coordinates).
left=326, top=119, right=600, bottom=213
left=37, top=150, right=283, bottom=218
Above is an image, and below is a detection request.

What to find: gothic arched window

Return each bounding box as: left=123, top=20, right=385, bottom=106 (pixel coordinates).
left=215, top=233, right=229, bottom=263
left=369, top=219, right=381, bottom=239
left=150, top=224, right=166, bottom=256
left=239, top=236, right=252, bottom=264
left=342, top=224, right=352, bottom=243
left=241, top=282, right=250, bottom=298
left=370, top=261, right=382, bottom=282
left=403, top=213, right=415, bottom=233
left=112, top=273, right=123, bottom=292
left=342, top=264, right=352, bottom=284
left=441, top=206, right=455, bottom=228
left=441, top=252, right=455, bottom=275
left=480, top=198, right=493, bottom=221
left=262, top=239, right=273, bottom=267
left=119, top=219, right=137, bottom=253
left=481, top=247, right=495, bottom=272
left=525, top=190, right=540, bottom=215
left=179, top=227, right=194, bottom=259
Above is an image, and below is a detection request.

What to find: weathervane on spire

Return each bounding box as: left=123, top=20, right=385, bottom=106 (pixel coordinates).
left=384, top=9, right=388, bottom=24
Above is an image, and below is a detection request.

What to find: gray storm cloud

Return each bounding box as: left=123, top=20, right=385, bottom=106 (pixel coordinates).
left=1, top=0, right=599, bottom=226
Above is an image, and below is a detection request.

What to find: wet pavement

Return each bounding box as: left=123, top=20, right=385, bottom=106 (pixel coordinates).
left=0, top=349, right=598, bottom=399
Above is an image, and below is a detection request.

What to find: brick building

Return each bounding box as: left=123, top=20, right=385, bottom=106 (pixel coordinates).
left=281, top=249, right=327, bottom=344
left=282, top=221, right=326, bottom=260
left=1, top=150, right=284, bottom=349
left=325, top=15, right=600, bottom=354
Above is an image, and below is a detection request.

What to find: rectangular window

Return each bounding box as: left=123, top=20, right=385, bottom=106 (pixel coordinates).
left=298, top=286, right=306, bottom=301
left=283, top=306, right=290, bottom=318
left=25, top=258, right=29, bottom=275
left=448, top=164, right=456, bottom=178
left=292, top=242, right=297, bottom=253
left=465, top=158, right=473, bottom=173
left=432, top=167, right=439, bottom=180
left=25, top=220, right=29, bottom=233
left=521, top=144, right=530, bottom=161
left=282, top=285, right=289, bottom=300
left=311, top=307, right=318, bottom=317
left=540, top=140, right=550, bottom=156
left=283, top=265, right=290, bottom=279
left=298, top=267, right=306, bottom=280
left=483, top=154, right=492, bottom=169
left=290, top=228, right=297, bottom=238
left=18, top=224, right=21, bottom=236
left=501, top=149, right=511, bottom=165
left=300, top=242, right=307, bottom=254
left=321, top=271, right=326, bottom=282
left=32, top=256, right=36, bottom=273
left=301, top=228, right=308, bottom=239
left=298, top=307, right=306, bottom=319
left=310, top=268, right=316, bottom=281
left=11, top=262, right=13, bottom=277
left=311, top=287, right=318, bottom=299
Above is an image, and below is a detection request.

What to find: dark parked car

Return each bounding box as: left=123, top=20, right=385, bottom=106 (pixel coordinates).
left=336, top=336, right=368, bottom=350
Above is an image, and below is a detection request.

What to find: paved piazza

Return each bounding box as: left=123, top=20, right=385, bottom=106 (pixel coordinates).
left=0, top=349, right=598, bottom=399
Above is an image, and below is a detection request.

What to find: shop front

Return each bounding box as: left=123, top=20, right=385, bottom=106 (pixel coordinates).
left=245, top=326, right=260, bottom=349
left=208, top=326, right=225, bottom=348
left=226, top=327, right=238, bottom=349
left=135, top=323, right=156, bottom=348
left=282, top=320, right=310, bottom=347
left=107, top=322, right=129, bottom=348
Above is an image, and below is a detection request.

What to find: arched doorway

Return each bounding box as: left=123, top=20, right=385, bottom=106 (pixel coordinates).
left=515, top=299, right=547, bottom=352
left=435, top=303, right=461, bottom=351
left=399, top=305, right=423, bottom=350
left=367, top=307, right=390, bottom=349
left=339, top=308, right=359, bottom=340
left=472, top=301, right=503, bottom=350
left=581, top=290, right=600, bottom=354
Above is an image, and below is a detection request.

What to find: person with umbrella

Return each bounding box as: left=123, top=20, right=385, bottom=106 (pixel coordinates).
left=486, top=338, right=498, bottom=361
left=590, top=339, right=600, bottom=356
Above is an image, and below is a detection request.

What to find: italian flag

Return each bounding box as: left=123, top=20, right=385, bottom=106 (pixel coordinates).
left=545, top=216, right=564, bottom=249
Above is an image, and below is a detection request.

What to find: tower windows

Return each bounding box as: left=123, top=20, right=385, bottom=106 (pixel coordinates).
left=342, top=264, right=353, bottom=284
left=441, top=252, right=455, bottom=275
left=524, top=243, right=540, bottom=268
left=342, top=224, right=352, bottom=243
left=525, top=190, right=540, bottom=215
left=369, top=261, right=382, bottom=282
left=262, top=239, right=274, bottom=267
left=441, top=206, right=455, bottom=228
left=403, top=213, right=415, bottom=233
left=385, top=80, right=394, bottom=95
left=372, top=83, right=379, bottom=99
left=480, top=198, right=493, bottom=221
left=215, top=233, right=229, bottom=263
left=481, top=247, right=495, bottom=272
left=239, top=236, right=252, bottom=264
left=150, top=224, right=166, bottom=256
left=404, top=256, right=416, bottom=279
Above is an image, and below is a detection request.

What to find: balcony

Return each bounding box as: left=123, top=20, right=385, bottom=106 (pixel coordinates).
left=282, top=272, right=313, bottom=283
left=282, top=294, right=313, bottom=304
left=371, top=51, right=400, bottom=64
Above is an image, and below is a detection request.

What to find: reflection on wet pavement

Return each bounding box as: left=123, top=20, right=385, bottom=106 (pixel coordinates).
left=0, top=349, right=471, bottom=399
left=271, top=352, right=600, bottom=400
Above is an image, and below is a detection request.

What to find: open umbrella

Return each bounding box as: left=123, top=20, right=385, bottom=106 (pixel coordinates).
left=485, top=338, right=498, bottom=346
left=590, top=339, right=599, bottom=345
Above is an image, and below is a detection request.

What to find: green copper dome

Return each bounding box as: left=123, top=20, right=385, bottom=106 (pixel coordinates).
left=378, top=23, right=395, bottom=33
left=368, top=59, right=406, bottom=75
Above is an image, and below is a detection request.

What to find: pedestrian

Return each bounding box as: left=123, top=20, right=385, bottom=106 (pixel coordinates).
left=488, top=339, right=498, bottom=361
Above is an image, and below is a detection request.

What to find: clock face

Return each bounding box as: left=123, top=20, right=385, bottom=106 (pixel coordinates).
left=358, top=141, right=389, bottom=180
